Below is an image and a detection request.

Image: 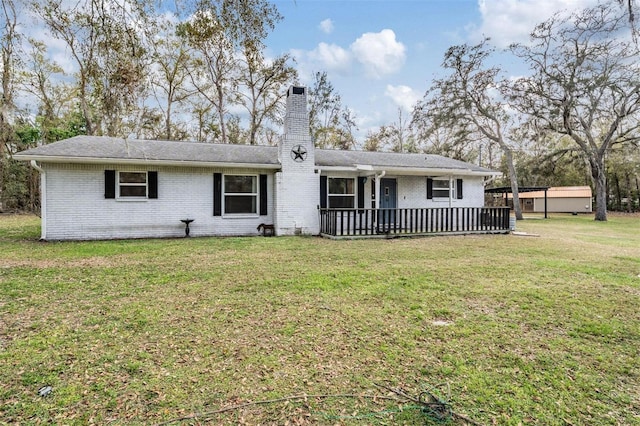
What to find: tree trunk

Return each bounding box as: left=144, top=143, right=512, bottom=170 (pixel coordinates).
left=80, top=84, right=95, bottom=136
left=633, top=177, right=640, bottom=211
left=591, top=155, right=608, bottom=221
left=625, top=173, right=632, bottom=213
left=613, top=173, right=621, bottom=211
left=504, top=147, right=523, bottom=220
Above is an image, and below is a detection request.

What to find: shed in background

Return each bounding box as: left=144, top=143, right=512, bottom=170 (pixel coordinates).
left=516, top=186, right=592, bottom=213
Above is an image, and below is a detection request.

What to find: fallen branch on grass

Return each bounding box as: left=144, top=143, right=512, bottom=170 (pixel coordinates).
left=154, top=393, right=404, bottom=425
left=156, top=382, right=483, bottom=426
left=374, top=382, right=483, bottom=426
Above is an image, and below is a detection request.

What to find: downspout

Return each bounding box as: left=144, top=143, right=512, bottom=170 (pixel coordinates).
left=374, top=171, right=386, bottom=229
left=30, top=160, right=46, bottom=240
left=375, top=170, right=386, bottom=207
left=316, top=168, right=321, bottom=233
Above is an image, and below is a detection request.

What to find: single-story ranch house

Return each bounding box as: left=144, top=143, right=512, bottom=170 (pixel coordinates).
left=15, top=86, right=509, bottom=240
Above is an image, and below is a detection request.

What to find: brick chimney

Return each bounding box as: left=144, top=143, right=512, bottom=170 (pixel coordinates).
left=275, top=86, right=319, bottom=235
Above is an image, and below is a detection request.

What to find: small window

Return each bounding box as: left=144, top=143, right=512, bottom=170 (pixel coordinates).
left=224, top=175, right=257, bottom=214
left=328, top=177, right=355, bottom=208
left=118, top=172, right=147, bottom=198
left=433, top=179, right=455, bottom=199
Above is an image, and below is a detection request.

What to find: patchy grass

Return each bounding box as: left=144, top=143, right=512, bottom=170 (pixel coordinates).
left=0, top=213, right=639, bottom=425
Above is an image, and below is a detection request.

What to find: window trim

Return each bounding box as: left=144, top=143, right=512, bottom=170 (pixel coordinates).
left=117, top=171, right=148, bottom=200
left=327, top=177, right=356, bottom=209
left=222, top=174, right=259, bottom=216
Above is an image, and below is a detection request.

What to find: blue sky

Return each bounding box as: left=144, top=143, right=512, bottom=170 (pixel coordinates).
left=264, top=0, right=600, bottom=143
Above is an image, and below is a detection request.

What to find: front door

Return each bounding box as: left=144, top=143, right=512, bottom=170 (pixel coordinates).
left=379, top=178, right=397, bottom=226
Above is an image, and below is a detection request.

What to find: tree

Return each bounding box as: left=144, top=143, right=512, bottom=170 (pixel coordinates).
left=237, top=50, right=297, bottom=145
left=419, top=125, right=484, bottom=164
left=606, top=142, right=640, bottom=211
left=20, top=39, right=81, bottom=143
left=516, top=133, right=592, bottom=188
left=308, top=71, right=357, bottom=149
left=413, top=39, right=525, bottom=219
left=33, top=0, right=150, bottom=137
left=148, top=18, right=194, bottom=140
left=1, top=0, right=22, bottom=211
left=616, top=0, right=637, bottom=31
left=308, top=71, right=341, bottom=148
left=179, top=0, right=283, bottom=144
left=363, top=109, right=416, bottom=153
left=510, top=4, right=640, bottom=221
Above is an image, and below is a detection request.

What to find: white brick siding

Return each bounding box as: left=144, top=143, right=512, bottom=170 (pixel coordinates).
left=322, top=174, right=486, bottom=210
left=395, top=175, right=486, bottom=208
left=41, top=163, right=274, bottom=240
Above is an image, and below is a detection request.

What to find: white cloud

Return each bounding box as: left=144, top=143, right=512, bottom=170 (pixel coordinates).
left=350, top=29, right=406, bottom=79
left=319, top=18, right=334, bottom=34
left=307, top=42, right=352, bottom=73
left=384, top=85, right=420, bottom=113
left=470, top=0, right=600, bottom=47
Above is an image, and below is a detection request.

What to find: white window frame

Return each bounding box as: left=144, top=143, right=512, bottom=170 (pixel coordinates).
left=117, top=171, right=148, bottom=199
left=223, top=174, right=258, bottom=216
left=328, top=177, right=355, bottom=209
left=432, top=178, right=455, bottom=201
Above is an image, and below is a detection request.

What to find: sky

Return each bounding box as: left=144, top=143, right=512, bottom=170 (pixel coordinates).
left=263, top=0, right=601, bottom=143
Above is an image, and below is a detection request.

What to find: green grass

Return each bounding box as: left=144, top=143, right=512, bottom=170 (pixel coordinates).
left=0, top=213, right=639, bottom=425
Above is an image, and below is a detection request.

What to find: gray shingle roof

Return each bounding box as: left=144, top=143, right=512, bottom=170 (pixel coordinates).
left=15, top=135, right=498, bottom=175
left=14, top=136, right=280, bottom=167
left=315, top=148, right=495, bottom=174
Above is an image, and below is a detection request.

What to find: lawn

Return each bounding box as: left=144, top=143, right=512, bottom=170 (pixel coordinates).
left=0, top=213, right=638, bottom=425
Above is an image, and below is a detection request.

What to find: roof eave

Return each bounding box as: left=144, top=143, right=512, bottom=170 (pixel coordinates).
left=317, top=165, right=500, bottom=177
left=15, top=154, right=282, bottom=170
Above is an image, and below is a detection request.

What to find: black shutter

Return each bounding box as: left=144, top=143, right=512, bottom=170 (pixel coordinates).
left=357, top=177, right=366, bottom=209
left=259, top=174, right=268, bottom=216
left=456, top=178, right=463, bottom=199
left=426, top=178, right=433, bottom=199
left=105, top=170, right=116, bottom=199
left=213, top=173, right=222, bottom=216
left=148, top=171, right=158, bottom=199
left=320, top=175, right=328, bottom=208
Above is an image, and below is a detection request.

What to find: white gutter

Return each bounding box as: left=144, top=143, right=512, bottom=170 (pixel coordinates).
left=30, top=161, right=46, bottom=240
left=319, top=165, right=499, bottom=177
left=15, top=155, right=282, bottom=170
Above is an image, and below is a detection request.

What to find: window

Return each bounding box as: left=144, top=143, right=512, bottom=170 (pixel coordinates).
left=328, top=177, right=355, bottom=208
left=432, top=179, right=453, bottom=199
left=224, top=175, right=257, bottom=214
left=119, top=172, right=148, bottom=198
left=427, top=177, right=463, bottom=200
left=105, top=170, right=157, bottom=200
